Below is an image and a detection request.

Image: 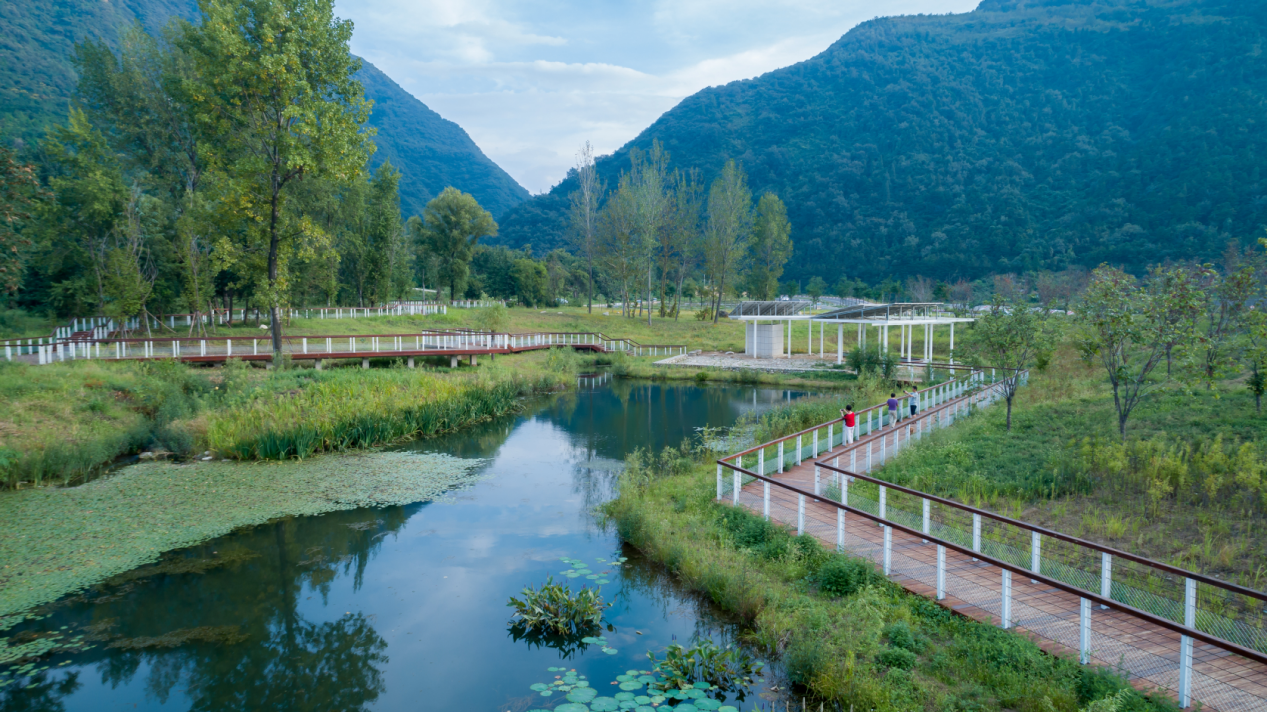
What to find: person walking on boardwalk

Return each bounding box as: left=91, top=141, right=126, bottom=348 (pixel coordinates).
left=905, top=389, right=919, bottom=419
left=841, top=405, right=856, bottom=444
left=887, top=393, right=900, bottom=427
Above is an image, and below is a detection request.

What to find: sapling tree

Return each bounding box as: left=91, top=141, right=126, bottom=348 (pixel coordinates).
left=960, top=297, right=1056, bottom=431
left=1244, top=309, right=1267, bottom=413
left=806, top=276, right=826, bottom=307
left=1078, top=265, right=1201, bottom=440
left=568, top=141, right=603, bottom=314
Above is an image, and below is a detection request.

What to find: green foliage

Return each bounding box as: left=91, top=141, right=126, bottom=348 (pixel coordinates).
left=507, top=577, right=609, bottom=636
left=818, top=557, right=875, bottom=597
left=744, top=192, right=791, bottom=300
left=846, top=345, right=899, bottom=380
left=647, top=639, right=763, bottom=693
left=411, top=187, right=498, bottom=303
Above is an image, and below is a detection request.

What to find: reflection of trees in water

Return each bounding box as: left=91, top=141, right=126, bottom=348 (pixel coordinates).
left=4, top=508, right=407, bottom=712
left=0, top=672, right=81, bottom=712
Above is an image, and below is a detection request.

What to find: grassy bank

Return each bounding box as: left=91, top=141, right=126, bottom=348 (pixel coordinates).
left=606, top=453, right=1177, bottom=712
left=0, top=450, right=487, bottom=618
left=0, top=350, right=571, bottom=488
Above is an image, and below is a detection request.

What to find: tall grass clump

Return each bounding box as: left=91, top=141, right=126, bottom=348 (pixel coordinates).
left=744, top=374, right=889, bottom=445
left=205, top=369, right=564, bottom=459
left=605, top=445, right=1179, bottom=712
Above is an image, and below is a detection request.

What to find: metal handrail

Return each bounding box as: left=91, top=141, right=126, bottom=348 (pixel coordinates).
left=714, top=458, right=1267, bottom=667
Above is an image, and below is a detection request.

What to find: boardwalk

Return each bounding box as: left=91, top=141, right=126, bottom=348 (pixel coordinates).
left=720, top=374, right=1267, bottom=712
left=9, top=329, right=686, bottom=366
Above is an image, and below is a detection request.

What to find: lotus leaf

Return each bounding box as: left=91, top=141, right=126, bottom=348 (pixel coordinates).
left=567, top=688, right=598, bottom=703
left=694, top=700, right=722, bottom=710
left=674, top=704, right=699, bottom=712
left=589, top=697, right=620, bottom=712
left=619, top=682, right=642, bottom=691
left=530, top=683, right=550, bottom=692
left=555, top=705, right=589, bottom=712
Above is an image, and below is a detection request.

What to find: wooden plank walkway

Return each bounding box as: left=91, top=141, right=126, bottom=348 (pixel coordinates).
left=731, top=392, right=1267, bottom=712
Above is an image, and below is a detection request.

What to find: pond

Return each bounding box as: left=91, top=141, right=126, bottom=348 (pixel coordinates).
left=0, top=379, right=812, bottom=712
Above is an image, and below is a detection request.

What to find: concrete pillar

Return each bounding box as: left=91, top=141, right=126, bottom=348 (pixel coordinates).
left=315, top=359, right=324, bottom=370
left=362, top=358, right=370, bottom=369
left=469, top=354, right=477, bottom=366
left=450, top=355, right=459, bottom=368
left=407, top=357, right=415, bottom=368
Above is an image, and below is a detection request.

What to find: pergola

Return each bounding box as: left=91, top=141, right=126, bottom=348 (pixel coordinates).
left=729, top=301, right=974, bottom=364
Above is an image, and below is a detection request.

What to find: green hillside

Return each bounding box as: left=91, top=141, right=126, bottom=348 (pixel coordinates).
left=0, top=0, right=527, bottom=218
left=357, top=61, right=529, bottom=219
left=495, top=0, right=1267, bottom=281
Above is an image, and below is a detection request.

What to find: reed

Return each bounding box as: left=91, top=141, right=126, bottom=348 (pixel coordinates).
left=205, top=368, right=565, bottom=460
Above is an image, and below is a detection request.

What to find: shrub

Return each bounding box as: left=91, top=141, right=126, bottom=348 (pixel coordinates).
left=877, top=646, right=918, bottom=670
left=883, top=621, right=926, bottom=653
left=817, top=557, right=873, bottom=596
left=507, top=576, right=609, bottom=636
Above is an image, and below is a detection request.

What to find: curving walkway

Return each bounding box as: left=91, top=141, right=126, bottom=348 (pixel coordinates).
left=720, top=376, right=1267, bottom=711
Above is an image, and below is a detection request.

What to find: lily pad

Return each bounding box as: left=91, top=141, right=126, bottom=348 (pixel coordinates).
left=555, top=705, right=589, bottom=712
left=619, top=681, right=642, bottom=691
left=596, top=578, right=611, bottom=584
left=694, top=700, right=722, bottom=710
left=601, top=646, right=618, bottom=654
left=720, top=707, right=740, bottom=712
left=530, top=683, right=550, bottom=692
left=567, top=687, right=598, bottom=703
left=589, top=698, right=621, bottom=712
left=674, top=704, right=699, bottom=712
left=614, top=692, right=635, bottom=701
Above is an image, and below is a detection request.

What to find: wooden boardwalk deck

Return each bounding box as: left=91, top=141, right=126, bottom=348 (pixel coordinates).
left=731, top=392, right=1267, bottom=711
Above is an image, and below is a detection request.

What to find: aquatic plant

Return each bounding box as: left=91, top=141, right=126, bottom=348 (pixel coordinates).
left=648, top=639, right=763, bottom=694
left=507, top=577, right=610, bottom=637
left=522, top=662, right=750, bottom=712
left=0, top=451, right=486, bottom=617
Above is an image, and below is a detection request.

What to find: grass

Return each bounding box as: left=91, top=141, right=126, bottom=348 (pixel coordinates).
left=605, top=446, right=1179, bottom=712
left=0, top=347, right=572, bottom=488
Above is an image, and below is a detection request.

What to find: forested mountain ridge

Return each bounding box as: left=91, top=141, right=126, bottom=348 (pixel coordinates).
left=494, top=0, right=1267, bottom=283
left=357, top=62, right=529, bottom=219
left=0, top=0, right=528, bottom=218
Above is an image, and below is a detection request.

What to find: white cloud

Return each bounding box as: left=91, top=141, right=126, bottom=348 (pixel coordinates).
left=336, top=0, right=980, bottom=193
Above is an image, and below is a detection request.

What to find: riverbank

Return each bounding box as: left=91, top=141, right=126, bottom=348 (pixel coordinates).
left=0, top=350, right=571, bottom=488
left=605, top=456, right=1178, bottom=712
left=0, top=450, right=488, bottom=618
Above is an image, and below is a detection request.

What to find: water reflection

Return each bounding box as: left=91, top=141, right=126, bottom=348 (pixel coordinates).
left=0, top=381, right=808, bottom=712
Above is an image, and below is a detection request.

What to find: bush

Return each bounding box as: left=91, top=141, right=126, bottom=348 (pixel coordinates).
left=883, top=621, right=926, bottom=653
left=817, top=556, right=873, bottom=596
left=876, top=646, right=918, bottom=670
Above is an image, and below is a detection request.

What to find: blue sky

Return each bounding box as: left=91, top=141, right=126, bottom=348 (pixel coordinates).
left=335, top=0, right=980, bottom=193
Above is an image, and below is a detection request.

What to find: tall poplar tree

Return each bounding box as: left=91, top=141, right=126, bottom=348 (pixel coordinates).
left=569, top=141, right=603, bottom=314
left=703, top=160, right=752, bottom=324
left=745, top=192, right=792, bottom=300
left=181, top=0, right=373, bottom=360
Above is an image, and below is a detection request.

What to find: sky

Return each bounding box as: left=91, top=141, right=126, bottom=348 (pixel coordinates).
left=335, top=0, right=980, bottom=194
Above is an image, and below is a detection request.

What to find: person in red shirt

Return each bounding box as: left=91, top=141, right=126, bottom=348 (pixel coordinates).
left=840, top=405, right=857, bottom=444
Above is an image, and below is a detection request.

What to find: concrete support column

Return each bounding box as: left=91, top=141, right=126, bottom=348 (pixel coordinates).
left=469, top=354, right=477, bottom=366
left=362, top=358, right=370, bottom=369
left=407, top=357, right=415, bottom=368
left=450, top=355, right=459, bottom=368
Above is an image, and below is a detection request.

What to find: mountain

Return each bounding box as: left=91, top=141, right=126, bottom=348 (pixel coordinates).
left=357, top=62, right=529, bottom=219
left=495, top=0, right=1267, bottom=282
left=0, top=0, right=528, bottom=218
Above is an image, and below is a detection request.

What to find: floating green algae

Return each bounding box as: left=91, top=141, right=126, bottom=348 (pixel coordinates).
left=0, top=451, right=487, bottom=617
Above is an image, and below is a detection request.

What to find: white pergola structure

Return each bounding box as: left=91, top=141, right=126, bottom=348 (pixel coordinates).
left=730, top=301, right=974, bottom=364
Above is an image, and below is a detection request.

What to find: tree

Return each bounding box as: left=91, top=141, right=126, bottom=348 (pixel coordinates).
left=414, top=187, right=497, bottom=303
left=806, top=276, right=827, bottom=307
left=703, top=160, right=752, bottom=324
left=744, top=192, right=791, bottom=300
left=1191, top=258, right=1257, bottom=388
left=181, top=0, right=373, bottom=360
left=511, top=257, right=548, bottom=307
left=598, top=174, right=639, bottom=317
left=905, top=276, right=933, bottom=302
left=0, top=146, right=46, bottom=297
left=961, top=297, right=1056, bottom=430
left=1078, top=265, right=1201, bottom=440
left=667, top=169, right=703, bottom=320
left=630, top=140, right=670, bottom=326
left=1244, top=309, right=1267, bottom=414
left=569, top=141, right=603, bottom=314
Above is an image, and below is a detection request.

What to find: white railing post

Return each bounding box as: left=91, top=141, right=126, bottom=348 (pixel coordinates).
left=883, top=526, right=892, bottom=575
left=836, top=508, right=844, bottom=551
left=1030, top=531, right=1041, bottom=582
left=778, top=442, right=784, bottom=473
left=814, top=465, right=820, bottom=496
left=972, top=513, right=981, bottom=560
left=716, top=464, right=723, bottom=501
left=879, top=485, right=887, bottom=520
left=827, top=423, right=833, bottom=451
left=1079, top=597, right=1091, bottom=664
left=1100, top=553, right=1112, bottom=609
left=796, top=435, right=802, bottom=464
left=763, top=482, right=770, bottom=519
left=922, top=498, right=930, bottom=542
left=936, top=545, right=946, bottom=600
left=1001, top=569, right=1012, bottom=629
left=1178, top=578, right=1196, bottom=708
left=732, top=467, right=741, bottom=505
left=813, top=429, right=818, bottom=457
left=797, top=494, right=805, bottom=535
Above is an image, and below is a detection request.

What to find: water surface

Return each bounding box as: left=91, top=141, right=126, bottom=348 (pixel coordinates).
left=0, top=380, right=810, bottom=711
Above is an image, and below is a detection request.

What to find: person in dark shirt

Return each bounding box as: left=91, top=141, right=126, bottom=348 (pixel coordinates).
left=887, top=393, right=900, bottom=427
